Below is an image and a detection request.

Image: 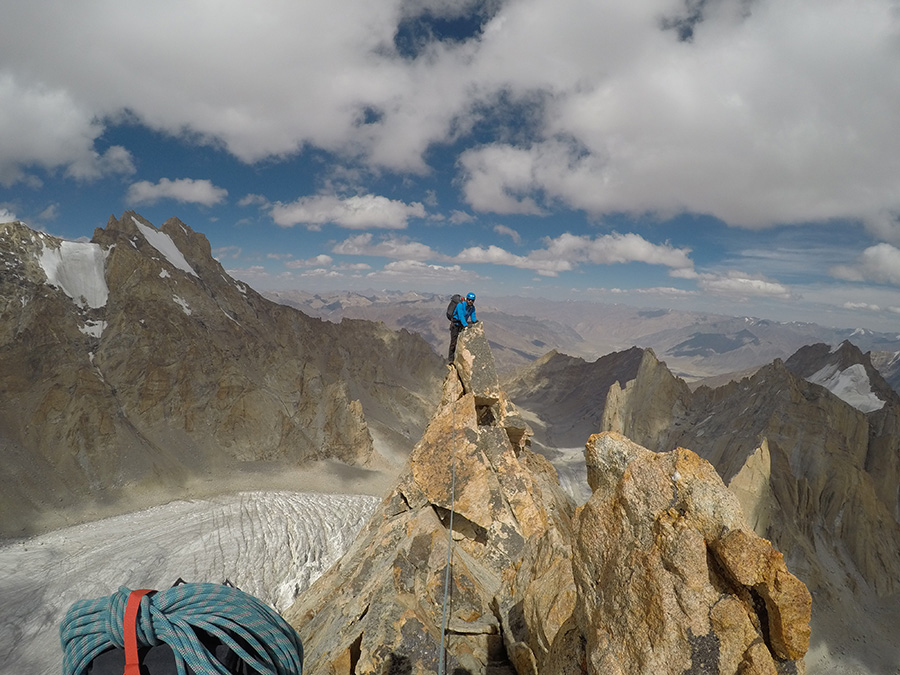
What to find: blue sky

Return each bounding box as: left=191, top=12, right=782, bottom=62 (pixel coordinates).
left=2, top=0, right=900, bottom=331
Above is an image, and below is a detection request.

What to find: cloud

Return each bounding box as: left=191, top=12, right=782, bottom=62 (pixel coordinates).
left=456, top=2, right=900, bottom=228
left=213, top=245, right=242, bottom=260
left=449, top=210, right=475, bottom=224
left=0, top=73, right=134, bottom=186
left=239, top=193, right=270, bottom=208
left=606, top=286, right=697, bottom=297
left=3, top=0, right=900, bottom=232
left=126, top=178, right=228, bottom=206
left=844, top=302, right=881, bottom=312
left=66, top=145, right=136, bottom=181
left=545, top=232, right=693, bottom=270
left=830, top=243, right=900, bottom=285
left=37, top=204, right=60, bottom=221
left=285, top=254, right=334, bottom=268
left=455, top=232, right=694, bottom=277
left=0, top=207, right=18, bottom=223
left=332, top=233, right=440, bottom=260
left=373, top=259, right=474, bottom=283
left=696, top=271, right=792, bottom=299
left=270, top=194, right=425, bottom=229
left=455, top=244, right=570, bottom=276
left=494, top=224, right=521, bottom=244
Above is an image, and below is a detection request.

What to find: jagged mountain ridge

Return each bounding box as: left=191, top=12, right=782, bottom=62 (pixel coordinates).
left=285, top=322, right=811, bottom=674
left=505, top=343, right=900, bottom=672
left=265, top=289, right=900, bottom=385
left=0, top=214, right=443, bottom=536
left=870, top=349, right=900, bottom=398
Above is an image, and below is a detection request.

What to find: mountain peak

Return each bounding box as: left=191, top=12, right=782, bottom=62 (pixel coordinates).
left=287, top=333, right=810, bottom=673
left=0, top=214, right=444, bottom=536
left=785, top=341, right=895, bottom=412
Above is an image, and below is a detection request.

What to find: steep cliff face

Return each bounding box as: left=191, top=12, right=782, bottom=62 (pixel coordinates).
left=563, top=432, right=810, bottom=675
left=508, top=343, right=900, bottom=594
left=870, top=349, right=900, bottom=397
left=285, top=323, right=577, bottom=674
left=785, top=341, right=900, bottom=525
left=0, top=214, right=443, bottom=535
left=287, top=326, right=810, bottom=674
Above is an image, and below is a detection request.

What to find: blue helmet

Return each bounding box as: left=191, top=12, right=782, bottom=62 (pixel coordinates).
left=466, top=292, right=476, bottom=300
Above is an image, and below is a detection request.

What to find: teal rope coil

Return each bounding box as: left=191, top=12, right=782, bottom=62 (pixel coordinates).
left=60, top=582, right=303, bottom=675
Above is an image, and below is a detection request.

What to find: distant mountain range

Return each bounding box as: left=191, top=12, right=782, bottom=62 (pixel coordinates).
left=264, top=289, right=900, bottom=392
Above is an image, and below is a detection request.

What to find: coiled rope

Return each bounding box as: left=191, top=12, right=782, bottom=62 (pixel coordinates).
left=60, top=582, right=303, bottom=675
left=437, top=390, right=459, bottom=675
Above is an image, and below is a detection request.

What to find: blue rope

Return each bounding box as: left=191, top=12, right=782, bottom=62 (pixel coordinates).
left=60, top=583, right=303, bottom=675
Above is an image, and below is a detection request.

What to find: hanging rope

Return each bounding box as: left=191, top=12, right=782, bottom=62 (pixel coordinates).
left=437, top=388, right=460, bottom=675
left=60, top=582, right=304, bottom=675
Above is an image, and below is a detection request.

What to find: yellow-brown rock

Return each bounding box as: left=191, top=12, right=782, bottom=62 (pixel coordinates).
left=285, top=323, right=575, bottom=673
left=560, top=432, right=810, bottom=675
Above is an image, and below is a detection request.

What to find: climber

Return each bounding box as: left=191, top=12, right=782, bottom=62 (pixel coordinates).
left=447, top=292, right=478, bottom=363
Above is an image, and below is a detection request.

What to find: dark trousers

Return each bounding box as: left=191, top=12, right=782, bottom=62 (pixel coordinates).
left=448, top=322, right=463, bottom=362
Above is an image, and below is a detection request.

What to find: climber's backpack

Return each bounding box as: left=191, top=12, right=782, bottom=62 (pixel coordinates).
left=445, top=293, right=462, bottom=321
left=60, top=581, right=303, bottom=675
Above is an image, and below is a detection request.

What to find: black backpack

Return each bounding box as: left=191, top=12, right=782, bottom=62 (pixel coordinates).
left=446, top=294, right=462, bottom=321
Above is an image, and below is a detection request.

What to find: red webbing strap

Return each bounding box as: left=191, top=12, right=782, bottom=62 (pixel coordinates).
left=123, top=589, right=154, bottom=675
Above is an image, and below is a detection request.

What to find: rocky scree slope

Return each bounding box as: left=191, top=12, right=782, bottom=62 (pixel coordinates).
left=286, top=323, right=811, bottom=674
left=0, top=213, right=443, bottom=536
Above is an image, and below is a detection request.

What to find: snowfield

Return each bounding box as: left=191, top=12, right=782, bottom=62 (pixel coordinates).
left=0, top=491, right=379, bottom=675
left=809, top=362, right=885, bottom=413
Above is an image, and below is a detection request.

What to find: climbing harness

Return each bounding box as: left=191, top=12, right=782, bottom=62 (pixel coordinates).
left=60, top=582, right=303, bottom=675
left=437, top=392, right=459, bottom=675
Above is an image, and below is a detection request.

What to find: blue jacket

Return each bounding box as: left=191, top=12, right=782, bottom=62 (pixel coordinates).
left=452, top=300, right=477, bottom=327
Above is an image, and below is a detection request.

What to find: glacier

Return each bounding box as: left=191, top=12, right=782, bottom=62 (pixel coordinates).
left=0, top=491, right=379, bottom=675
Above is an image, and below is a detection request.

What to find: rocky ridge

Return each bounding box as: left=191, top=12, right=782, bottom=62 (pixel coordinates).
left=505, top=344, right=900, bottom=671
left=286, top=323, right=811, bottom=674
left=0, top=214, right=443, bottom=536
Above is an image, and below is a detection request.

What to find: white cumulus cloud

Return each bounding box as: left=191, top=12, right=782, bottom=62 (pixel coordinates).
left=332, top=233, right=439, bottom=260
left=455, top=232, right=694, bottom=278
left=285, top=254, right=334, bottom=269
left=696, top=271, right=792, bottom=299
left=126, top=178, right=228, bottom=206
left=494, top=224, right=522, bottom=244
left=3, top=0, right=900, bottom=243
left=270, top=194, right=425, bottom=229
left=830, top=243, right=900, bottom=285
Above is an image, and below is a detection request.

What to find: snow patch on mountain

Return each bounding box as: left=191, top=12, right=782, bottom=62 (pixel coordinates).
left=809, top=363, right=885, bottom=413
left=38, top=240, right=108, bottom=308
left=173, top=294, right=192, bottom=315
left=79, top=320, right=107, bottom=338
left=132, top=216, right=197, bottom=277
left=0, top=491, right=378, bottom=675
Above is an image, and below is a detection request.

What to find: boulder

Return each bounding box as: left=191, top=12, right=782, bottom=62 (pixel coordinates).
left=454, top=321, right=502, bottom=406
left=561, top=432, right=811, bottom=675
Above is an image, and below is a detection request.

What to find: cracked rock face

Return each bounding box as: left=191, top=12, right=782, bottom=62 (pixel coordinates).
left=285, top=323, right=575, bottom=674
left=287, top=329, right=811, bottom=675
left=565, top=431, right=811, bottom=675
